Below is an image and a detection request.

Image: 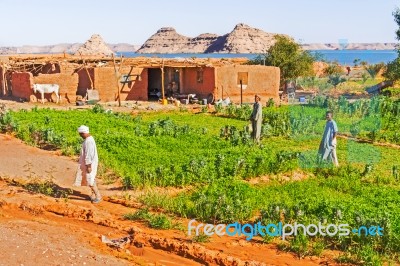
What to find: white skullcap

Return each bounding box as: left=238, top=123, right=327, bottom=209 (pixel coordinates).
left=77, top=125, right=89, bottom=134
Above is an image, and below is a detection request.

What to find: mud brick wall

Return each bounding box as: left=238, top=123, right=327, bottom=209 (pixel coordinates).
left=93, top=67, right=115, bottom=101
left=181, top=67, right=215, bottom=100
left=34, top=73, right=79, bottom=103
left=94, top=67, right=148, bottom=102
left=124, top=68, right=148, bottom=101
left=215, top=65, right=280, bottom=104
left=0, top=66, right=4, bottom=96
left=77, top=68, right=95, bottom=97
left=11, top=72, right=33, bottom=99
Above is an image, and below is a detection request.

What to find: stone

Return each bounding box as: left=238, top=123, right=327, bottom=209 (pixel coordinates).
left=74, top=34, right=114, bottom=57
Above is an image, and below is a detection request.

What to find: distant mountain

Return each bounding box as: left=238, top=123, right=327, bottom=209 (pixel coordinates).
left=0, top=44, right=81, bottom=54
left=108, top=43, right=139, bottom=52
left=136, top=24, right=398, bottom=53
left=302, top=43, right=398, bottom=50
left=137, top=23, right=283, bottom=54
left=0, top=41, right=139, bottom=55
left=0, top=28, right=396, bottom=55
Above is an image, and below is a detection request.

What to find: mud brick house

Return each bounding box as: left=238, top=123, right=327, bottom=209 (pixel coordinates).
left=0, top=56, right=80, bottom=102
left=117, top=57, right=281, bottom=104
left=0, top=55, right=280, bottom=104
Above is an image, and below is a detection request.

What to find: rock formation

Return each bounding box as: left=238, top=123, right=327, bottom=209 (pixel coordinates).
left=74, top=34, right=114, bottom=56
left=136, top=28, right=220, bottom=53
left=214, top=23, right=278, bottom=53
left=137, top=27, right=190, bottom=53
left=188, top=33, right=219, bottom=53
left=137, top=23, right=282, bottom=54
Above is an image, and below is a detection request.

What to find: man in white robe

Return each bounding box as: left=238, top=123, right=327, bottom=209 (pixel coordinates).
left=76, top=125, right=101, bottom=203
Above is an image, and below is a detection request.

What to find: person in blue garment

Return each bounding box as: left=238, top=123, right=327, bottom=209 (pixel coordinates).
left=318, top=111, right=339, bottom=166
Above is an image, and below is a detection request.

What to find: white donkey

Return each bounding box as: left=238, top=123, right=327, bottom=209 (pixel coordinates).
left=33, top=84, right=60, bottom=104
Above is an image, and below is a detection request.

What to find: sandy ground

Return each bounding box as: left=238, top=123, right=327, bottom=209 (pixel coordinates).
left=0, top=220, right=130, bottom=266
left=0, top=134, right=77, bottom=186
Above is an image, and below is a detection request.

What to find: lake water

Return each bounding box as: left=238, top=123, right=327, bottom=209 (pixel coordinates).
left=117, top=50, right=398, bottom=65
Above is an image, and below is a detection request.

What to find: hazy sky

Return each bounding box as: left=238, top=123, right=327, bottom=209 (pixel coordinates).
left=0, top=0, right=399, bottom=46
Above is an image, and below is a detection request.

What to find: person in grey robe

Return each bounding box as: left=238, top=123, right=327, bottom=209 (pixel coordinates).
left=318, top=111, right=339, bottom=166
left=250, top=95, right=263, bottom=144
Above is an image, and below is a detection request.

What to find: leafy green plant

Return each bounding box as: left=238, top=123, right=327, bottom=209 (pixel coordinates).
left=364, top=63, right=385, bottom=79
left=124, top=208, right=175, bottom=230
left=350, top=121, right=361, bottom=137
left=362, top=72, right=369, bottom=83
left=393, top=165, right=399, bottom=180
left=191, top=233, right=211, bottom=243
left=289, top=234, right=310, bottom=258
left=148, top=213, right=173, bottom=229
left=214, top=103, right=223, bottom=114
left=328, top=74, right=346, bottom=89
left=92, top=103, right=105, bottom=113
left=266, top=98, right=275, bottom=107
left=323, top=62, right=344, bottom=76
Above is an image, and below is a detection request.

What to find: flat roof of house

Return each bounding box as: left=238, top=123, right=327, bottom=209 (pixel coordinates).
left=1, top=54, right=249, bottom=69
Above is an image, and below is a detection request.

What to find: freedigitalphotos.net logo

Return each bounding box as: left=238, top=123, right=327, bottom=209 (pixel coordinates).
left=188, top=219, right=384, bottom=240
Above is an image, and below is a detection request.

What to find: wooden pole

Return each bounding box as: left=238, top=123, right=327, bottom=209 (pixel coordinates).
left=161, top=59, right=165, bottom=101
left=84, top=66, right=94, bottom=89
left=161, top=68, right=165, bottom=101
left=4, top=68, right=9, bottom=96
left=112, top=54, right=121, bottom=107
left=78, top=52, right=94, bottom=89
left=120, top=66, right=134, bottom=92
left=240, top=80, right=243, bottom=106
left=118, top=54, right=124, bottom=73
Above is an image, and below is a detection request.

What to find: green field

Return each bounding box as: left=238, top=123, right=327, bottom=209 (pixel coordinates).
left=1, top=97, right=400, bottom=264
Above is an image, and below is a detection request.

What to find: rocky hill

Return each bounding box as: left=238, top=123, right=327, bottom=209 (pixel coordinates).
left=211, top=23, right=278, bottom=53
left=136, top=28, right=220, bottom=53
left=0, top=40, right=138, bottom=55
left=137, top=23, right=282, bottom=54
left=137, top=27, right=189, bottom=53
left=108, top=43, right=139, bottom=52
left=302, top=43, right=397, bottom=50
left=74, top=34, right=115, bottom=56
left=188, top=33, right=219, bottom=53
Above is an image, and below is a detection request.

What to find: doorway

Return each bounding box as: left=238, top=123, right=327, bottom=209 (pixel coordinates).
left=147, top=68, right=162, bottom=101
